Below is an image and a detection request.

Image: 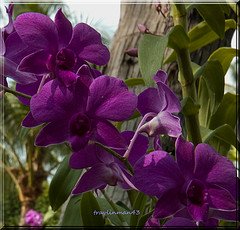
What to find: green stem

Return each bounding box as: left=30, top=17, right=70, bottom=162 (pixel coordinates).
left=101, top=190, right=128, bottom=226
left=173, top=3, right=202, bottom=145
left=0, top=84, right=31, bottom=99
left=95, top=142, right=134, bottom=175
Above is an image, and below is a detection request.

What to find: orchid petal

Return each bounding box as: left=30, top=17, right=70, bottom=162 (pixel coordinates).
left=35, top=120, right=69, bottom=147
left=54, top=9, right=73, bottom=48
left=14, top=12, right=58, bottom=52
left=87, top=76, right=137, bottom=121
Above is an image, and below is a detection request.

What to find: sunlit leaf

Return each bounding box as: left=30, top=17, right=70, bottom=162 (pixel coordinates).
left=139, top=34, right=168, bottom=86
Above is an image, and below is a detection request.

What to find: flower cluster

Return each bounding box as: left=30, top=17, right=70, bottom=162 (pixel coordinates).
left=25, top=209, right=43, bottom=227
left=1, top=5, right=237, bottom=227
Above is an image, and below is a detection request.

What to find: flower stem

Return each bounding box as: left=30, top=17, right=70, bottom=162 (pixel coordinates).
left=101, top=190, right=128, bottom=226
left=123, top=112, right=156, bottom=159
left=95, top=142, right=134, bottom=175
left=0, top=84, right=31, bottom=99
left=172, top=4, right=202, bottom=145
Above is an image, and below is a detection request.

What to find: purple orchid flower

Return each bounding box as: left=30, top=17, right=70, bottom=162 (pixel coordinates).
left=137, top=70, right=182, bottom=138
left=13, top=9, right=109, bottom=90
left=25, top=209, right=43, bottom=227
left=25, top=73, right=137, bottom=151
left=1, top=4, right=36, bottom=86
left=70, top=131, right=148, bottom=194
left=132, top=136, right=237, bottom=225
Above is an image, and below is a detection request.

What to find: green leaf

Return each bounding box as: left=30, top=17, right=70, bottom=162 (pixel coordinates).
left=198, top=60, right=224, bottom=127
left=165, top=19, right=236, bottom=63
left=188, top=19, right=235, bottom=53
left=125, top=78, right=145, bottom=88
left=96, top=197, right=130, bottom=226
left=181, top=96, right=200, bottom=116
left=209, top=93, right=238, bottom=130
left=208, top=47, right=237, bottom=76
left=49, top=155, right=82, bottom=211
left=194, top=4, right=225, bottom=38
left=168, top=25, right=190, bottom=51
left=130, top=192, right=147, bottom=226
left=139, top=34, right=168, bottom=86
left=137, top=211, right=154, bottom=227
left=202, top=124, right=238, bottom=150
left=81, top=192, right=105, bottom=226
left=61, top=195, right=83, bottom=226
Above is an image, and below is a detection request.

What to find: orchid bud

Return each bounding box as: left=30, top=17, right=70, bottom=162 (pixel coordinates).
left=125, top=48, right=138, bottom=57
left=137, top=24, right=151, bottom=34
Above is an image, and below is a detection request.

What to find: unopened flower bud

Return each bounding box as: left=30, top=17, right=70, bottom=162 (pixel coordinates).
left=125, top=48, right=138, bottom=57
left=137, top=24, right=151, bottom=34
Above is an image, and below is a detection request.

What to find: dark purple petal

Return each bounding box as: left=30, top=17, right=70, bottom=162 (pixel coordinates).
left=72, top=163, right=121, bottom=194
left=69, top=144, right=102, bottom=169
left=87, top=76, right=137, bottom=121
left=57, top=69, right=78, bottom=87
left=133, top=151, right=184, bottom=198
left=163, top=217, right=196, bottom=227
left=95, top=120, right=126, bottom=148
left=194, top=143, right=236, bottom=198
left=14, top=12, right=58, bottom=52
left=4, top=31, right=37, bottom=64
left=18, top=50, right=49, bottom=75
left=118, top=131, right=148, bottom=166
left=16, top=76, right=44, bottom=106
left=153, top=69, right=167, bottom=84
left=68, top=135, right=90, bottom=151
left=153, top=189, right=182, bottom=218
left=68, top=23, right=110, bottom=65
left=137, top=88, right=164, bottom=115
left=31, top=78, right=88, bottom=122
left=35, top=120, right=69, bottom=147
left=209, top=209, right=237, bottom=221
left=187, top=203, right=209, bottom=222
left=72, top=164, right=107, bottom=194
left=1, top=56, right=37, bottom=84
left=22, top=112, right=43, bottom=127
left=176, top=136, right=195, bottom=179
left=54, top=9, right=73, bottom=48
left=139, top=111, right=182, bottom=137
left=76, top=64, right=96, bottom=87
left=3, top=4, right=14, bottom=36
left=156, top=80, right=181, bottom=113
left=207, top=185, right=236, bottom=211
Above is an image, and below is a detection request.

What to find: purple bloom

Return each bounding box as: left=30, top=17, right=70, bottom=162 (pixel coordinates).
left=25, top=209, right=43, bottom=227
left=14, top=9, right=109, bottom=87
left=70, top=131, right=148, bottom=194
left=137, top=70, right=182, bottom=138
left=1, top=4, right=36, bottom=85
left=132, top=136, right=237, bottom=224
left=25, top=72, right=137, bottom=151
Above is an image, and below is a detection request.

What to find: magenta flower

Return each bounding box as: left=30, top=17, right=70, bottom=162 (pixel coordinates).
left=132, top=136, right=237, bottom=225
left=70, top=131, right=148, bottom=194
left=14, top=9, right=109, bottom=85
left=137, top=70, right=182, bottom=138
left=1, top=4, right=36, bottom=85
left=24, top=73, right=137, bottom=151
left=25, top=209, right=43, bottom=227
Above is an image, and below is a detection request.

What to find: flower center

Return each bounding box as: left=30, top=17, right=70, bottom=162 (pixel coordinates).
left=69, top=113, right=91, bottom=137
left=187, top=180, right=205, bottom=205
left=56, top=48, right=76, bottom=70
